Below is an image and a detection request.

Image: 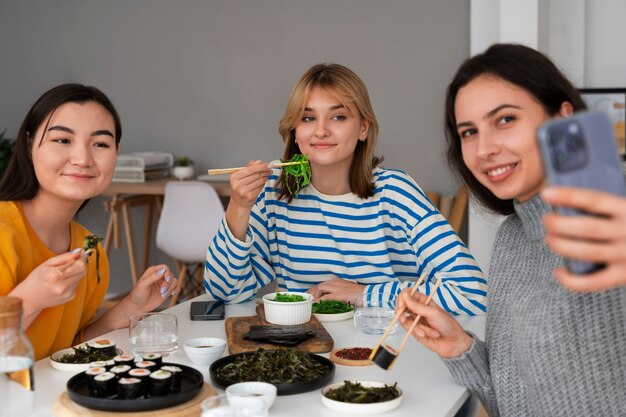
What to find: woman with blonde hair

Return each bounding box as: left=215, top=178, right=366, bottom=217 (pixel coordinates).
left=205, top=63, right=487, bottom=314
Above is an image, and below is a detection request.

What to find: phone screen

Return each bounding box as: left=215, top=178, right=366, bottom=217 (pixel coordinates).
left=190, top=301, right=225, bottom=320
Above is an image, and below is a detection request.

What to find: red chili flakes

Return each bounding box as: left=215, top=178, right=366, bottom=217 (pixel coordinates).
left=336, top=347, right=372, bottom=361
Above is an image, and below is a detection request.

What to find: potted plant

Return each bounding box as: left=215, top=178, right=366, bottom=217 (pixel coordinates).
left=173, top=156, right=195, bottom=180
left=0, top=129, right=15, bottom=177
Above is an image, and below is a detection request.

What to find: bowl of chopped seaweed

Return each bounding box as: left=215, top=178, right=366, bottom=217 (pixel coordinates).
left=262, top=292, right=314, bottom=325
left=209, top=348, right=335, bottom=395
left=320, top=380, right=402, bottom=414
left=312, top=300, right=355, bottom=323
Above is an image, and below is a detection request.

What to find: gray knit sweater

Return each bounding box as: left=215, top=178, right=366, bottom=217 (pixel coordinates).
left=445, top=195, right=626, bottom=417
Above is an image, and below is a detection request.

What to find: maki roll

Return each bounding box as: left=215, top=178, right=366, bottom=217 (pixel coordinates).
left=88, top=339, right=117, bottom=358
left=129, top=368, right=151, bottom=395
left=85, top=367, right=106, bottom=394
left=118, top=377, right=143, bottom=399
left=110, top=364, right=131, bottom=379
left=141, top=353, right=162, bottom=365
left=160, top=365, right=183, bottom=392
left=89, top=360, right=113, bottom=371
left=92, top=372, right=117, bottom=397
left=135, top=360, right=157, bottom=373
left=113, top=354, right=135, bottom=367
left=148, top=370, right=172, bottom=397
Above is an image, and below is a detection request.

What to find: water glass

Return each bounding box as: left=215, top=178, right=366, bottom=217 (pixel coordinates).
left=129, top=313, right=178, bottom=356
left=353, top=293, right=399, bottom=335
left=201, top=394, right=268, bottom=417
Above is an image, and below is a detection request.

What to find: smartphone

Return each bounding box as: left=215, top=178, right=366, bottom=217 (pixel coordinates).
left=537, top=110, right=626, bottom=274
left=190, top=301, right=225, bottom=320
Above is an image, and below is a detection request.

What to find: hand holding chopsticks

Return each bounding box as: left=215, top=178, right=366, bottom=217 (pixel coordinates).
left=370, top=274, right=443, bottom=370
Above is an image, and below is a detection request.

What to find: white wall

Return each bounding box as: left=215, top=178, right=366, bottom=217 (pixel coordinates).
left=0, top=1, right=471, bottom=294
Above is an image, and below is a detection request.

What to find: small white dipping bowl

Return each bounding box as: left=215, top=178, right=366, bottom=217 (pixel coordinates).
left=226, top=381, right=277, bottom=410
left=183, top=337, right=226, bottom=366
left=262, top=292, right=314, bottom=325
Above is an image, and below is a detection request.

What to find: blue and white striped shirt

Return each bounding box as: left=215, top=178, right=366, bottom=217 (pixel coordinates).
left=205, top=168, right=487, bottom=315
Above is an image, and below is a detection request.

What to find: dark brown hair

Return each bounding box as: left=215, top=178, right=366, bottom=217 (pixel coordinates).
left=444, top=43, right=587, bottom=215
left=0, top=83, right=121, bottom=209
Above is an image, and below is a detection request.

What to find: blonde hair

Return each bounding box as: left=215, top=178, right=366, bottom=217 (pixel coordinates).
left=277, top=63, right=383, bottom=202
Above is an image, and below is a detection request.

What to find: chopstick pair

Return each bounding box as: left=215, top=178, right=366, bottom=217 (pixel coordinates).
left=59, top=248, right=94, bottom=273
left=369, top=274, right=442, bottom=370
left=207, top=161, right=303, bottom=176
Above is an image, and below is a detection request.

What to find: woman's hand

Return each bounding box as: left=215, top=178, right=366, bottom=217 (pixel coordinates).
left=306, top=278, right=365, bottom=303
left=125, top=265, right=180, bottom=313
left=541, top=186, right=626, bottom=292
left=9, top=249, right=87, bottom=328
left=397, top=288, right=473, bottom=359
left=225, top=160, right=271, bottom=241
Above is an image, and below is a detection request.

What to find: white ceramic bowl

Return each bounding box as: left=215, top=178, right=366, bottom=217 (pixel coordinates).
left=321, top=381, right=403, bottom=414
left=262, top=292, right=314, bottom=325
left=183, top=337, right=226, bottom=366
left=314, top=309, right=355, bottom=323
left=226, top=381, right=277, bottom=410
left=49, top=345, right=122, bottom=373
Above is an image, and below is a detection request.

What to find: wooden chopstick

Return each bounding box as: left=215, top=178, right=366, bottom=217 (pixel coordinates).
left=395, top=278, right=442, bottom=355
left=59, top=248, right=94, bottom=273
left=369, top=272, right=427, bottom=359
left=207, top=161, right=303, bottom=176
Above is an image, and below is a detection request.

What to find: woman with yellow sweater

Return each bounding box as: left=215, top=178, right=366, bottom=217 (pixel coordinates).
left=0, top=84, right=179, bottom=360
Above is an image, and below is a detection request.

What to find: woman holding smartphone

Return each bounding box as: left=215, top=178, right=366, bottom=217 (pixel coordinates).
left=205, top=63, right=487, bottom=315
left=399, top=43, right=626, bottom=416
left=0, top=84, right=179, bottom=360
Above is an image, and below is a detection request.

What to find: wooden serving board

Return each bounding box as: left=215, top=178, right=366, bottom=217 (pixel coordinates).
left=53, top=382, right=216, bottom=417
left=224, top=304, right=334, bottom=354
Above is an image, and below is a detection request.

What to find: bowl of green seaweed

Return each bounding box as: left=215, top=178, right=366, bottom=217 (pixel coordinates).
left=320, top=380, right=402, bottom=414
left=312, top=300, right=355, bottom=323
left=50, top=339, right=122, bottom=372
left=209, top=348, right=334, bottom=395
left=262, top=292, right=313, bottom=325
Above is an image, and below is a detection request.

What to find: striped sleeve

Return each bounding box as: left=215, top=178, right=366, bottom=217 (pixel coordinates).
left=364, top=171, right=488, bottom=315
left=204, top=188, right=275, bottom=303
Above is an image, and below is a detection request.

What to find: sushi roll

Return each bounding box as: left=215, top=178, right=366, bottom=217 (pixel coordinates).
left=85, top=367, right=106, bottom=394
left=160, top=365, right=183, bottom=392
left=135, top=360, right=157, bottom=373
left=148, top=370, right=172, bottom=397
left=88, top=339, right=117, bottom=358
left=92, top=372, right=117, bottom=397
left=118, top=377, right=143, bottom=399
left=128, top=368, right=151, bottom=395
left=90, top=360, right=115, bottom=370
left=141, top=353, right=162, bottom=365
left=113, top=354, right=135, bottom=367
left=110, top=364, right=131, bottom=379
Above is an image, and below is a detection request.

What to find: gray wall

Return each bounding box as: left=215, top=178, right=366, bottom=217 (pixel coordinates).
left=0, top=1, right=470, bottom=295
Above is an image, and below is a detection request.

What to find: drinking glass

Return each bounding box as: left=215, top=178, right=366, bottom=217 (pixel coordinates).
left=129, top=313, right=178, bottom=356
left=353, top=293, right=398, bottom=335
left=201, top=394, right=268, bottom=417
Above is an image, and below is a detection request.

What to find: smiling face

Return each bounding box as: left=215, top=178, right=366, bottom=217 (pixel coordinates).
left=30, top=101, right=118, bottom=206
left=294, top=86, right=369, bottom=185
left=454, top=75, right=553, bottom=202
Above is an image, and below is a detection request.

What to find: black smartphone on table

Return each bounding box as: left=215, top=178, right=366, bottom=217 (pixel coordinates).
left=190, top=301, right=225, bottom=320
left=537, top=110, right=626, bottom=275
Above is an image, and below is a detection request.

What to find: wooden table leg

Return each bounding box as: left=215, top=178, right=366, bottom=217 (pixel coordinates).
left=121, top=201, right=139, bottom=285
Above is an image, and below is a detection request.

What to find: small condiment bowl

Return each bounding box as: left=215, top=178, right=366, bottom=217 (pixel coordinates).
left=183, top=337, right=226, bottom=366
left=262, top=292, right=314, bottom=325
left=226, top=381, right=277, bottom=410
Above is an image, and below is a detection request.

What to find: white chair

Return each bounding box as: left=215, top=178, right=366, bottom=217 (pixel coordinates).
left=156, top=181, right=225, bottom=306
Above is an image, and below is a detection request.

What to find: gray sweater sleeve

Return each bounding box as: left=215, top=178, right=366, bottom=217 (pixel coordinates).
left=443, top=333, right=499, bottom=417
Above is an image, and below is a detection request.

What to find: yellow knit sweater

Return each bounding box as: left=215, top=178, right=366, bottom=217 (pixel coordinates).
left=0, top=201, right=109, bottom=360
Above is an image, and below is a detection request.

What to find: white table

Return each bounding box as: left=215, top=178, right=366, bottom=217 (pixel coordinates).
left=34, top=294, right=485, bottom=417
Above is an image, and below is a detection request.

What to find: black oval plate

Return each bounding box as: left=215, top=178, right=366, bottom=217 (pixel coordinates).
left=66, top=362, right=203, bottom=412
left=209, top=350, right=335, bottom=396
